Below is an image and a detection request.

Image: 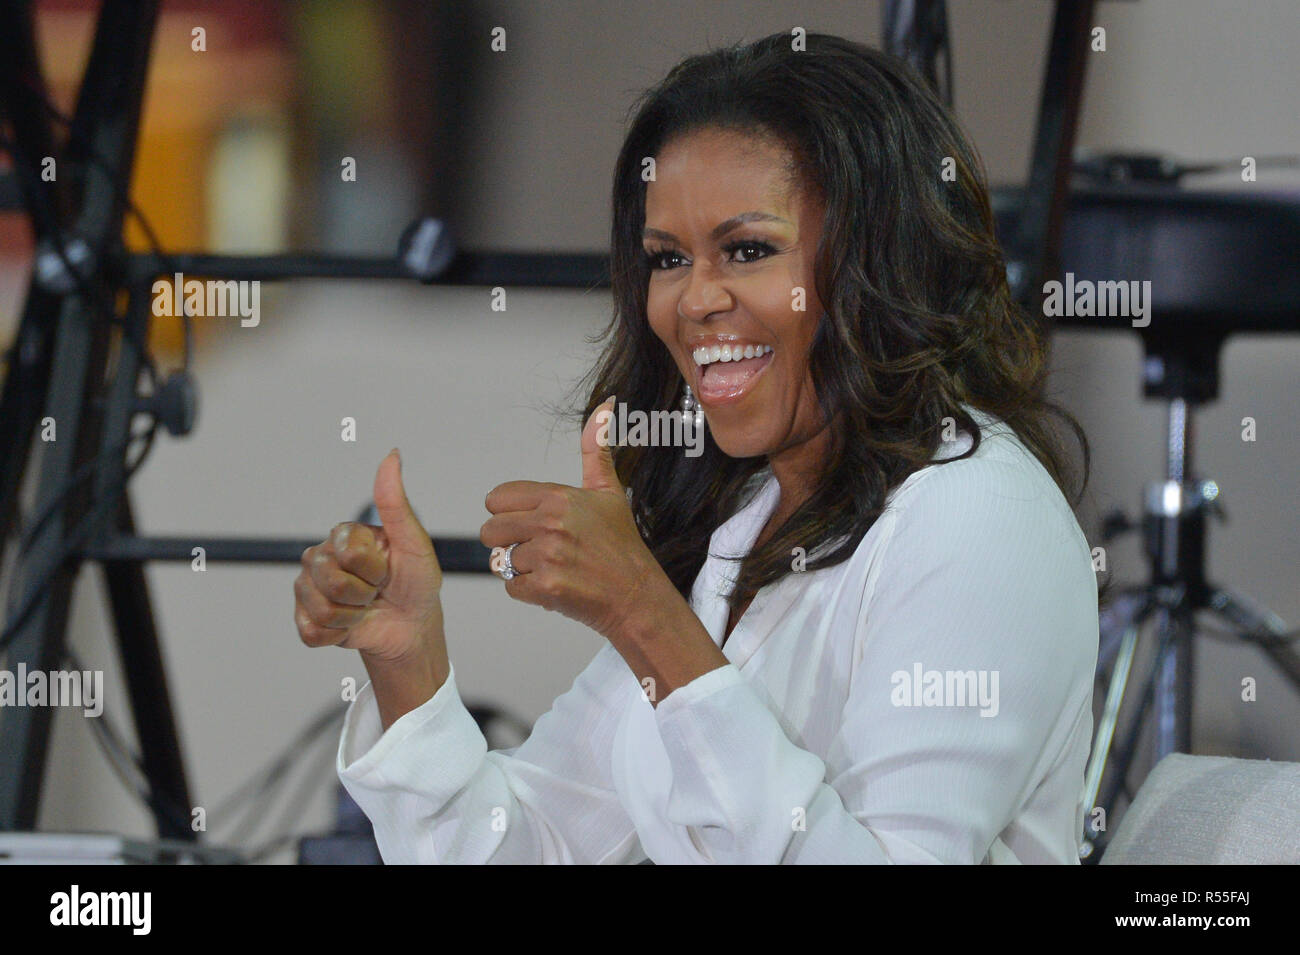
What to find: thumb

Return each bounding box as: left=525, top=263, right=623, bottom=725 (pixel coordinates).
left=580, top=396, right=622, bottom=493
left=372, top=448, right=432, bottom=556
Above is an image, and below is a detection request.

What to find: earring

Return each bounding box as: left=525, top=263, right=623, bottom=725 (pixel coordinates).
left=681, top=383, right=704, bottom=432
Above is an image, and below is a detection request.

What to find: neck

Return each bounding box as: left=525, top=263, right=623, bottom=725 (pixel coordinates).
left=763, top=420, right=834, bottom=531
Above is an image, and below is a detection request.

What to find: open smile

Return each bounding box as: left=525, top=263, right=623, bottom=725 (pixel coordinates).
left=690, top=340, right=775, bottom=405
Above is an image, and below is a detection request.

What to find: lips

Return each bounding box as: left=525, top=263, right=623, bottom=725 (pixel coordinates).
left=690, top=340, right=774, bottom=404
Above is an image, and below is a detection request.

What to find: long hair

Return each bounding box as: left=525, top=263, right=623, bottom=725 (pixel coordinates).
left=574, top=31, right=1092, bottom=614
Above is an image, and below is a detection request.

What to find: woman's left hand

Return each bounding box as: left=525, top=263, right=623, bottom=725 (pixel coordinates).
left=480, top=398, right=670, bottom=642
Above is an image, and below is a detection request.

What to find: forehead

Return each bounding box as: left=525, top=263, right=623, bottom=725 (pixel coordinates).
left=645, top=127, right=808, bottom=221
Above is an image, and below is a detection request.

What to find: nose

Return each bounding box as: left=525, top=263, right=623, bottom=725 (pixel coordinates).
left=677, top=260, right=735, bottom=323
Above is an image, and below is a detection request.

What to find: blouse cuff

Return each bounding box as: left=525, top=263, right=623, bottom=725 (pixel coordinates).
left=652, top=663, right=826, bottom=862
left=654, top=661, right=745, bottom=717
left=337, top=662, right=487, bottom=803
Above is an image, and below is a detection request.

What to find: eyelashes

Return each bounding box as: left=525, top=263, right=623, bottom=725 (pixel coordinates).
left=644, top=238, right=778, bottom=271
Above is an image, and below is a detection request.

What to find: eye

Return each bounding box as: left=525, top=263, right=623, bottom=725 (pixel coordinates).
left=644, top=246, right=683, bottom=271
left=724, top=239, right=777, bottom=264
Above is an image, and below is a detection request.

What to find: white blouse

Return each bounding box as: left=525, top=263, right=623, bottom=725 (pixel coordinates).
left=336, top=406, right=1099, bottom=864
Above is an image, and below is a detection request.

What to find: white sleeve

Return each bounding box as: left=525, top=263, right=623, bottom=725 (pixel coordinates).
left=650, top=459, right=1097, bottom=863
left=336, top=644, right=644, bottom=864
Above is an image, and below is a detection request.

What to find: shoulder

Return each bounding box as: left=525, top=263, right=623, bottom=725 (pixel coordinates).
left=836, top=406, right=1097, bottom=648
left=882, top=407, right=1087, bottom=558
left=843, top=408, right=1099, bottom=698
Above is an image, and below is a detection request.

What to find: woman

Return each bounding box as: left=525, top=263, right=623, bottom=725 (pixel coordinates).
left=294, top=32, right=1100, bottom=864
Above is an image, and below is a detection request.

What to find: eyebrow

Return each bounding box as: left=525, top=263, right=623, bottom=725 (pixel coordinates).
left=642, top=211, right=790, bottom=243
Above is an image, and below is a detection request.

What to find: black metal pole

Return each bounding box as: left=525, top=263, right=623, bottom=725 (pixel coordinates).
left=0, top=0, right=161, bottom=831
left=0, top=0, right=67, bottom=567
left=85, top=534, right=492, bottom=575
left=127, top=249, right=610, bottom=288
left=92, top=280, right=195, bottom=838
left=1006, top=0, right=1097, bottom=311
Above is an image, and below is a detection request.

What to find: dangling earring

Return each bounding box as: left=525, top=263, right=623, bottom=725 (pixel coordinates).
left=681, top=383, right=704, bottom=432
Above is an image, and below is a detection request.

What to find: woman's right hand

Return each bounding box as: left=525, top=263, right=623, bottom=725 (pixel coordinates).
left=295, top=450, right=449, bottom=711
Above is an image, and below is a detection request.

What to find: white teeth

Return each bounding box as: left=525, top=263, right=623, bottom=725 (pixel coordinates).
left=692, top=343, right=774, bottom=365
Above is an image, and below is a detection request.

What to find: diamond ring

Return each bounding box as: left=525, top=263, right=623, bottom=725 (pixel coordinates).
left=490, top=542, right=520, bottom=581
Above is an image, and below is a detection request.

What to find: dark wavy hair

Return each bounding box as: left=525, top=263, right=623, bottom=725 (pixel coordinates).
left=574, top=31, right=1092, bottom=615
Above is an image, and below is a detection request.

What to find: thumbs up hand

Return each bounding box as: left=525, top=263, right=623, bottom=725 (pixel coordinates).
left=295, top=449, right=445, bottom=665
left=579, top=397, right=623, bottom=494
left=480, top=398, right=669, bottom=642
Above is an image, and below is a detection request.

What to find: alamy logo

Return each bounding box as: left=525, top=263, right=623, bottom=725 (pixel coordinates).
left=50, top=885, right=151, bottom=935
left=0, top=664, right=102, bottom=717
left=594, top=401, right=703, bottom=458
left=152, top=271, right=260, bottom=327
left=890, top=662, right=1000, bottom=717
left=1042, top=272, right=1151, bottom=328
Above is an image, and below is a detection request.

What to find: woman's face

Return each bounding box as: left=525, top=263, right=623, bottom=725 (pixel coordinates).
left=643, top=127, right=828, bottom=462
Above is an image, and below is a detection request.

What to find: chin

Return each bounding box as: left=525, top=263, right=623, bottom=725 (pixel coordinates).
left=704, top=424, right=772, bottom=460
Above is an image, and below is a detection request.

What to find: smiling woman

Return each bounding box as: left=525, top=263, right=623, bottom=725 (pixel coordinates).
left=301, top=31, right=1101, bottom=865
left=590, top=34, right=1090, bottom=629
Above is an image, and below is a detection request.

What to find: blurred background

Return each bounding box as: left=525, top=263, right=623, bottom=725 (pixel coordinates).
left=0, top=0, right=1297, bottom=862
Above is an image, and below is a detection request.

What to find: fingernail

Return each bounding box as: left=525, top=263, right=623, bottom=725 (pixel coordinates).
left=603, top=394, right=616, bottom=406
left=391, top=447, right=401, bottom=470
